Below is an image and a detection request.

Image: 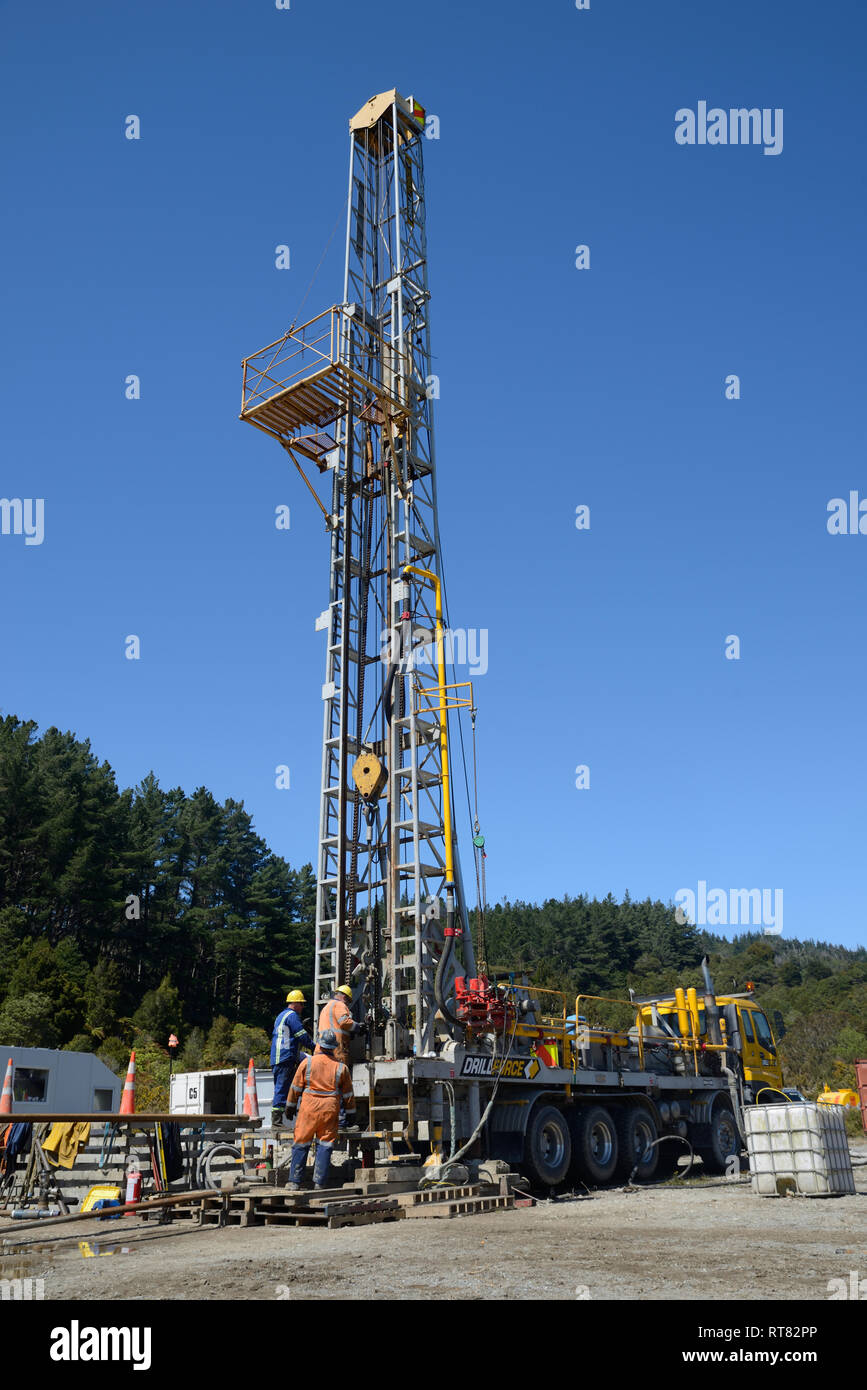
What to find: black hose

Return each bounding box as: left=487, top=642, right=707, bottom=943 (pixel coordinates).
left=434, top=897, right=462, bottom=1031
left=627, top=1134, right=695, bottom=1186
left=383, top=660, right=398, bottom=724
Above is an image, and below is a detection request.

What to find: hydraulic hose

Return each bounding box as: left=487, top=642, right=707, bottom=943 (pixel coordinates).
left=434, top=890, right=461, bottom=1031
left=197, top=1143, right=242, bottom=1190
left=629, top=1134, right=695, bottom=1184
left=383, top=659, right=398, bottom=724
left=754, top=1086, right=792, bottom=1104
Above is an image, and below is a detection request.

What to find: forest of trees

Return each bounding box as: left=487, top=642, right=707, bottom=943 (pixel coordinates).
left=1, top=714, right=865, bottom=1112
left=0, top=716, right=316, bottom=1101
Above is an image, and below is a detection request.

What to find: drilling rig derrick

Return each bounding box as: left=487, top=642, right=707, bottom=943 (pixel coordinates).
left=240, top=88, right=475, bottom=1068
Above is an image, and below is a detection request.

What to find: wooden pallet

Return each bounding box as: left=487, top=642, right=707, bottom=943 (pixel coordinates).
left=196, top=1187, right=406, bottom=1230
left=140, top=1201, right=200, bottom=1222
left=404, top=1193, right=514, bottom=1220
left=195, top=1182, right=515, bottom=1229
left=395, top=1184, right=479, bottom=1208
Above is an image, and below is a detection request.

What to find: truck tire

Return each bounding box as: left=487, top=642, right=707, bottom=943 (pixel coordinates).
left=522, top=1104, right=572, bottom=1188
left=696, top=1101, right=740, bottom=1175
left=614, top=1104, right=659, bottom=1182
left=571, top=1105, right=619, bottom=1185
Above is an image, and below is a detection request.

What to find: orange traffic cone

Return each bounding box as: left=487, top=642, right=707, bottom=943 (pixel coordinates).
left=0, top=1058, right=13, bottom=1114
left=119, top=1049, right=136, bottom=1115
left=243, top=1058, right=260, bottom=1120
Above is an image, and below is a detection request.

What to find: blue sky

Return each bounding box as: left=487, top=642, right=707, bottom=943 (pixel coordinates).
left=1, top=1, right=865, bottom=948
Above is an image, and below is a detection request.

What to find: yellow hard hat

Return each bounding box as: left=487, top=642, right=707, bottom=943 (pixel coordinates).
left=287, top=990, right=306, bottom=1004
left=336, top=985, right=353, bottom=999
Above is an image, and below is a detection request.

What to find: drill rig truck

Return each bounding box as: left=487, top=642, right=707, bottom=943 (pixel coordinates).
left=239, top=89, right=782, bottom=1188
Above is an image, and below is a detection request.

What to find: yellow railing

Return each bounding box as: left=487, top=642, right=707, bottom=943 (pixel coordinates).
left=413, top=679, right=474, bottom=717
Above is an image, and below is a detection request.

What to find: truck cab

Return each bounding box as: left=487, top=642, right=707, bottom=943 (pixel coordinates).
left=727, top=999, right=784, bottom=1101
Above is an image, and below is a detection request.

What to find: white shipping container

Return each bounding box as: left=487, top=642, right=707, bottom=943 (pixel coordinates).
left=169, top=1068, right=274, bottom=1116
left=744, top=1102, right=855, bottom=1197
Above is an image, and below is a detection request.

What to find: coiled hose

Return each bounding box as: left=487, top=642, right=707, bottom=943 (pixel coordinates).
left=197, top=1143, right=242, bottom=1190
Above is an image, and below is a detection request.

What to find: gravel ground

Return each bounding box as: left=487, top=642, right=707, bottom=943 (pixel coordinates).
left=3, top=1141, right=866, bottom=1302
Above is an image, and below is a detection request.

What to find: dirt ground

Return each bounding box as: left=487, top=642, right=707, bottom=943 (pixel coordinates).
left=4, top=1141, right=866, bottom=1302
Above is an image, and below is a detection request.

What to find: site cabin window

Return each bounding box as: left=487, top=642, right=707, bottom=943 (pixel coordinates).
left=12, top=1068, right=48, bottom=1103
left=93, top=1089, right=113, bottom=1112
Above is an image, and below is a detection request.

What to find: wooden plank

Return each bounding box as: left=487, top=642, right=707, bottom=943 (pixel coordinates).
left=0, top=1113, right=256, bottom=1125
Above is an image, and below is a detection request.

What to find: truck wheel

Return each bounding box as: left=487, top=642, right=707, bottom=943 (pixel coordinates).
left=572, top=1105, right=619, bottom=1185
left=615, top=1104, right=659, bottom=1182
left=696, top=1101, right=740, bottom=1175
left=523, top=1105, right=572, bottom=1187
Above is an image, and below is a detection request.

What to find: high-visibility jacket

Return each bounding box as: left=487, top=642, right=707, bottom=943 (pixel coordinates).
left=288, top=1051, right=355, bottom=1146
left=317, top=997, right=356, bottom=1061
left=271, top=1005, right=313, bottom=1068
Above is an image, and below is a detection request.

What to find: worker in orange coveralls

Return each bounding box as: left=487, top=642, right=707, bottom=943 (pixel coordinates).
left=317, top=984, right=364, bottom=1065
left=285, top=1029, right=355, bottom=1190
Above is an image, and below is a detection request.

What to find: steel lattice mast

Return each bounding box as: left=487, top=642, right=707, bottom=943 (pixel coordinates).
left=240, top=89, right=473, bottom=1061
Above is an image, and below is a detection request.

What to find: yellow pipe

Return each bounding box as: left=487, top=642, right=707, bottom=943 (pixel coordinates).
left=402, top=564, right=454, bottom=886
left=674, top=988, right=690, bottom=1039
left=686, top=987, right=701, bottom=1036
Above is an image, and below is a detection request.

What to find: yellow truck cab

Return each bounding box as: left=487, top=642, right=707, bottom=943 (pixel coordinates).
left=641, top=988, right=784, bottom=1104
left=726, top=997, right=784, bottom=1101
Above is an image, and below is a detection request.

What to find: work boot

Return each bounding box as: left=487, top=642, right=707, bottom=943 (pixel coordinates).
left=285, top=1181, right=301, bottom=1193
left=340, top=1123, right=361, bottom=1135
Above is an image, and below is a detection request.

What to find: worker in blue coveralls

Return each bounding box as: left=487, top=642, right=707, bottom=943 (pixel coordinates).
left=270, top=990, right=313, bottom=1128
